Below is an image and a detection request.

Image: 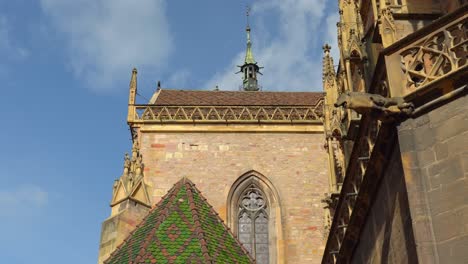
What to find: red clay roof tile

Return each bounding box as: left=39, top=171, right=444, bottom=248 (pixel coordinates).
left=152, top=89, right=324, bottom=106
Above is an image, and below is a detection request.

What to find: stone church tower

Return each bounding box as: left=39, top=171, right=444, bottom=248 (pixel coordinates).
left=98, top=20, right=330, bottom=263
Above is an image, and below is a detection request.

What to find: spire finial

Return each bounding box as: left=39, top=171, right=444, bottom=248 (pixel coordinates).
left=246, top=6, right=251, bottom=29
left=322, top=43, right=336, bottom=82
left=130, top=68, right=137, bottom=91
left=127, top=68, right=138, bottom=122
left=244, top=6, right=255, bottom=65
left=237, top=7, right=262, bottom=91
left=323, top=44, right=332, bottom=55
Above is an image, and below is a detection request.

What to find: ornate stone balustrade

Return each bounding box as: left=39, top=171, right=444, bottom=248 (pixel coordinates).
left=130, top=104, right=324, bottom=124
left=384, top=6, right=467, bottom=99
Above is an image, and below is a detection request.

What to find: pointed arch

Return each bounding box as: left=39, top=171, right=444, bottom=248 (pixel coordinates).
left=227, top=170, right=283, bottom=264
left=332, top=127, right=343, bottom=139
left=350, top=48, right=362, bottom=59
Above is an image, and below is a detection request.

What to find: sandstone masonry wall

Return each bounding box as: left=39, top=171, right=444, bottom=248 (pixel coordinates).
left=351, top=145, right=418, bottom=263
left=398, top=95, right=468, bottom=264
left=139, top=131, right=329, bottom=263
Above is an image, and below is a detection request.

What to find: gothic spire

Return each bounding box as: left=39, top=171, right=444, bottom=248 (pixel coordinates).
left=322, top=44, right=336, bottom=83
left=237, top=7, right=262, bottom=91
left=127, top=68, right=138, bottom=122
left=244, top=8, right=256, bottom=65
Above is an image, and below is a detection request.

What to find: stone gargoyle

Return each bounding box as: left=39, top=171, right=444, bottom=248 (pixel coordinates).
left=334, top=91, right=414, bottom=122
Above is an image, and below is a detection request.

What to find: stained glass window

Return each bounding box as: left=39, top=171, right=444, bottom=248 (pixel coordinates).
left=238, top=184, right=269, bottom=264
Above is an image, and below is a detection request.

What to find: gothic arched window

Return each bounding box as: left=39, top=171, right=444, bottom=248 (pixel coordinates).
left=238, top=184, right=269, bottom=264
left=228, top=171, right=282, bottom=264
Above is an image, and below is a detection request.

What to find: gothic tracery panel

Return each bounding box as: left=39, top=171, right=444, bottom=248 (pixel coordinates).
left=238, top=184, right=269, bottom=264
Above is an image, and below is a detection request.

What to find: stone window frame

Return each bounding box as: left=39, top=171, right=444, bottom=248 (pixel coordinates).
left=227, top=170, right=284, bottom=264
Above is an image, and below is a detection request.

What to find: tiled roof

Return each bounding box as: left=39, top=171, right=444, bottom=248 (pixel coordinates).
left=151, top=89, right=324, bottom=106
left=104, top=178, right=254, bottom=264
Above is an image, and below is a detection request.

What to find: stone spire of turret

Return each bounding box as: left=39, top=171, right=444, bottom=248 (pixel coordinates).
left=127, top=68, right=138, bottom=122
left=129, top=68, right=137, bottom=104
left=237, top=7, right=262, bottom=91
left=322, top=44, right=336, bottom=82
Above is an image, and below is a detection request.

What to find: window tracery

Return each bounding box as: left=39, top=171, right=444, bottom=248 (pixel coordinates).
left=237, top=184, right=269, bottom=264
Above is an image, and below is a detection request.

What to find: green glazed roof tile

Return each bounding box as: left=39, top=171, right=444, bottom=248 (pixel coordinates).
left=104, top=178, right=253, bottom=264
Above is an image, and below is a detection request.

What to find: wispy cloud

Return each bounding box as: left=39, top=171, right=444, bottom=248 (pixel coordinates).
left=167, top=69, right=192, bottom=89
left=40, top=0, right=173, bottom=92
left=205, top=0, right=330, bottom=92
left=0, top=15, right=30, bottom=61
left=0, top=185, right=48, bottom=209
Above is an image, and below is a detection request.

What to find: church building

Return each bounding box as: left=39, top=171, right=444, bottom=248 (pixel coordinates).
left=98, top=17, right=330, bottom=264
left=98, top=1, right=467, bottom=263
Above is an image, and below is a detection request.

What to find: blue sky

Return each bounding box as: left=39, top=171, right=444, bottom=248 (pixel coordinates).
left=0, top=1, right=338, bottom=263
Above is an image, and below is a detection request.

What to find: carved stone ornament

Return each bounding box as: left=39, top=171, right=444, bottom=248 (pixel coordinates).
left=110, top=139, right=151, bottom=208
left=334, top=91, right=414, bottom=122
left=400, top=19, right=467, bottom=91
left=379, top=7, right=396, bottom=47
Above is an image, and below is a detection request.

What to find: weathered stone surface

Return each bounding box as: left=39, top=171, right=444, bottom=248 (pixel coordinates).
left=437, top=235, right=468, bottom=264
left=98, top=202, right=149, bottom=264
left=432, top=205, right=468, bottom=242
left=140, top=131, right=329, bottom=263
left=417, top=147, right=436, bottom=167
left=351, top=148, right=418, bottom=264
left=428, top=178, right=468, bottom=218
left=433, top=141, right=448, bottom=161
left=428, top=156, right=464, bottom=188
left=398, top=95, right=468, bottom=263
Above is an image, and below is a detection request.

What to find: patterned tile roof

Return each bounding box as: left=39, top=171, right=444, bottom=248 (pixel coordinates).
left=104, top=178, right=254, bottom=264
left=151, top=89, right=324, bottom=106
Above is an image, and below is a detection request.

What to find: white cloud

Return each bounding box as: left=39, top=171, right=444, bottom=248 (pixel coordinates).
left=205, top=0, right=330, bottom=92
left=167, top=69, right=191, bottom=89
left=0, top=185, right=48, bottom=208
left=40, top=0, right=172, bottom=91
left=0, top=15, right=30, bottom=60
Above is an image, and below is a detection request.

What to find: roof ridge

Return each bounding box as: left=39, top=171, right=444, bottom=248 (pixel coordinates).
left=185, top=181, right=213, bottom=263
left=184, top=180, right=255, bottom=263
left=159, top=88, right=324, bottom=93
left=103, top=181, right=182, bottom=263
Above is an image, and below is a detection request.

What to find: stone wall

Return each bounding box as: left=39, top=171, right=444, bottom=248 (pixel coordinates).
left=98, top=201, right=149, bottom=264
left=398, top=95, right=468, bottom=264
left=351, top=145, right=418, bottom=263
left=139, top=131, right=329, bottom=263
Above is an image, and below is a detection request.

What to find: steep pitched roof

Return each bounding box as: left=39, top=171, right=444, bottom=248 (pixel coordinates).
left=150, top=89, right=324, bottom=106
left=104, top=178, right=254, bottom=264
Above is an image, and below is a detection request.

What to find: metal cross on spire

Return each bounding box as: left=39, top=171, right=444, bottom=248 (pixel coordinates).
left=246, top=6, right=251, bottom=28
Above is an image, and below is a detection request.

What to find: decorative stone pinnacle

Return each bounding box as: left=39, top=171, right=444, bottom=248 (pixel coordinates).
left=135, top=155, right=143, bottom=176
left=322, top=43, right=335, bottom=82
left=323, top=44, right=332, bottom=54
left=132, top=140, right=140, bottom=157
left=123, top=153, right=131, bottom=174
